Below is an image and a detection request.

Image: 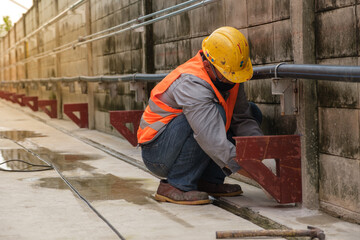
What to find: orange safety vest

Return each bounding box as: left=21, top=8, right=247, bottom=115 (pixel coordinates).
left=137, top=50, right=240, bottom=144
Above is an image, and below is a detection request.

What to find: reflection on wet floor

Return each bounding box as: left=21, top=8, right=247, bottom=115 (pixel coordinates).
left=0, top=130, right=46, bottom=141
left=0, top=148, right=99, bottom=172
left=0, top=145, right=154, bottom=206
left=38, top=174, right=154, bottom=205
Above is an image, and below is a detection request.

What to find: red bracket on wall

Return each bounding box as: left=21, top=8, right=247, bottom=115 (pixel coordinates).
left=13, top=94, right=25, bottom=106
left=0, top=91, right=5, bottom=99
left=234, top=135, right=302, bottom=204
left=63, top=103, right=88, bottom=128
left=3, top=92, right=16, bottom=102
left=38, top=100, right=57, bottom=118
left=0, top=91, right=13, bottom=102
left=109, top=110, right=144, bottom=147
left=22, top=96, right=39, bottom=111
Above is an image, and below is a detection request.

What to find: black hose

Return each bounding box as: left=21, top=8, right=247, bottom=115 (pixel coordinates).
left=0, top=159, right=53, bottom=172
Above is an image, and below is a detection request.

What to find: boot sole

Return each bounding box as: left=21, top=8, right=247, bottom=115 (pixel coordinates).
left=207, top=190, right=243, bottom=197
left=155, top=194, right=211, bottom=205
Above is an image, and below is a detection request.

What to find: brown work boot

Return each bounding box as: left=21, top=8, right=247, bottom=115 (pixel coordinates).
left=197, top=180, right=243, bottom=197
left=154, top=180, right=211, bottom=205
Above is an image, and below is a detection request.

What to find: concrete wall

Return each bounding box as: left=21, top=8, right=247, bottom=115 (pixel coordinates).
left=315, top=1, right=360, bottom=223
left=0, top=0, right=359, bottom=223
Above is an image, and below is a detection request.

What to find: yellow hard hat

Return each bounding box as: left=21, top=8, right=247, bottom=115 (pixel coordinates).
left=202, top=26, right=253, bottom=83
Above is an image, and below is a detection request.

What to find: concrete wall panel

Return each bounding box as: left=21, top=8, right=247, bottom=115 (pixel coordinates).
left=165, top=42, right=178, bottom=68
left=131, top=49, right=142, bottom=73
left=247, top=0, right=273, bottom=26
left=273, top=19, right=293, bottom=62
left=205, top=1, right=225, bottom=33
left=245, top=79, right=279, bottom=104
left=189, top=6, right=207, bottom=37
left=164, top=1, right=178, bottom=41
left=273, top=0, right=290, bottom=21
left=177, top=39, right=191, bottom=65
left=39, top=0, right=57, bottom=26
left=316, top=0, right=356, bottom=12
left=319, top=107, right=360, bottom=159
left=316, top=7, right=357, bottom=59
left=190, top=37, right=203, bottom=57
left=154, top=44, right=165, bottom=71
left=224, top=0, right=247, bottom=29
left=24, top=7, right=37, bottom=35
left=317, top=57, right=358, bottom=65
left=248, top=24, right=274, bottom=64
left=319, top=154, right=360, bottom=214
left=318, top=81, right=359, bottom=108
left=358, top=5, right=360, bottom=56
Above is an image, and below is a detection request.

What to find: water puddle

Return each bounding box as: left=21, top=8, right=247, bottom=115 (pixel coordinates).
left=38, top=174, right=154, bottom=205
left=0, top=130, right=46, bottom=141
left=0, top=148, right=99, bottom=172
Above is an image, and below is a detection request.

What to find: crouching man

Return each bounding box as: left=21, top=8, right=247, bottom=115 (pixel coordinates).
left=137, top=26, right=263, bottom=205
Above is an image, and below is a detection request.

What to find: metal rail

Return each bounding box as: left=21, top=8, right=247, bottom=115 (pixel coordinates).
left=1, top=64, right=360, bottom=86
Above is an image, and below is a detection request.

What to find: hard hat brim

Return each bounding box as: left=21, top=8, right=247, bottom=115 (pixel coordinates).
left=221, top=59, right=253, bottom=83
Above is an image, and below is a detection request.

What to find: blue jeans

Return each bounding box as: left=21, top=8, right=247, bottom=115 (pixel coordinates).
left=141, top=103, right=262, bottom=191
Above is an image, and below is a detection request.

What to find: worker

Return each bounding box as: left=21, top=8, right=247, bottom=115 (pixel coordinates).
left=137, top=26, right=263, bottom=205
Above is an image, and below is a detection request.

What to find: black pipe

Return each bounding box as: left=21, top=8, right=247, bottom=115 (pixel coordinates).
left=252, top=64, right=360, bottom=82
left=1, top=64, right=360, bottom=84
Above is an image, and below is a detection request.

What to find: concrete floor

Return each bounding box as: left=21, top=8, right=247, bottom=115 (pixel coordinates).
left=0, top=99, right=359, bottom=240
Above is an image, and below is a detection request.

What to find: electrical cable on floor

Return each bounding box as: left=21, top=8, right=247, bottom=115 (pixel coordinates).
left=2, top=137, right=126, bottom=240
left=0, top=159, right=53, bottom=172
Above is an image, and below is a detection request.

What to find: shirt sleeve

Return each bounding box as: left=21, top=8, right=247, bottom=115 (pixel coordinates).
left=230, top=83, right=264, bottom=136
left=169, top=74, right=236, bottom=170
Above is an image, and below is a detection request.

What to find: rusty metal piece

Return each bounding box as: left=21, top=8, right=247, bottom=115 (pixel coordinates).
left=233, top=135, right=302, bottom=204
left=63, top=103, right=88, bottom=128
left=38, top=100, right=57, bottom=118
left=109, top=110, right=144, bottom=147
left=22, top=96, right=39, bottom=111
left=216, top=226, right=325, bottom=240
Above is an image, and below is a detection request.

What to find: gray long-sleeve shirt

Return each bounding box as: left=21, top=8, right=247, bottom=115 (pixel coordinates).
left=157, top=73, right=263, bottom=173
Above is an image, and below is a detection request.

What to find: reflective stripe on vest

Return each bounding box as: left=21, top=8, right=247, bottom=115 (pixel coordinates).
left=137, top=50, right=239, bottom=144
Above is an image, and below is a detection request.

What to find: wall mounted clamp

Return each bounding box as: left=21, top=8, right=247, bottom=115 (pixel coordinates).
left=271, top=63, right=299, bottom=115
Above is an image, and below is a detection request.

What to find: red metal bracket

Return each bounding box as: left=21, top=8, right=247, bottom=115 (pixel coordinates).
left=234, top=135, right=302, bottom=204
left=3, top=92, right=16, bottom=102
left=63, top=103, right=88, bottom=128
left=38, top=100, right=57, bottom=118
left=109, top=110, right=144, bottom=147
left=13, top=94, right=25, bottom=106
left=10, top=93, right=17, bottom=103
left=22, top=96, right=39, bottom=111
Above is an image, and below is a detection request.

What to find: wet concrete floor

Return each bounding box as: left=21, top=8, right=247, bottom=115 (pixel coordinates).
left=1, top=100, right=359, bottom=240
left=0, top=131, right=154, bottom=205
left=0, top=103, right=266, bottom=240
